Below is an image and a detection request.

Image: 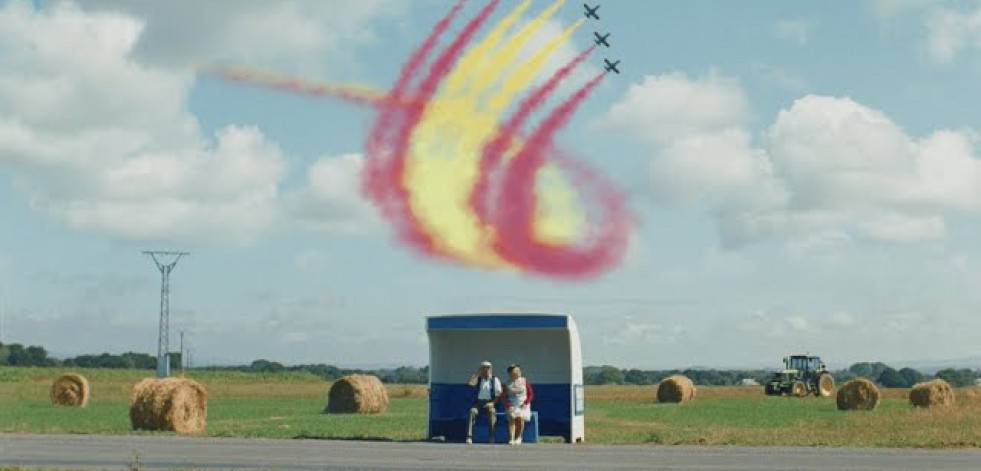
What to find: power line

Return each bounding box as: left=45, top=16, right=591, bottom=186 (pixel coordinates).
left=143, top=251, right=189, bottom=378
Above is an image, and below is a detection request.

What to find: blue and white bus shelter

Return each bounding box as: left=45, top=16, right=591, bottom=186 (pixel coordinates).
left=425, top=313, right=585, bottom=443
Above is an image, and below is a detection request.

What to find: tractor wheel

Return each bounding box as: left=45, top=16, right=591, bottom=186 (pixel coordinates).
left=816, top=373, right=834, bottom=397
left=791, top=380, right=806, bottom=397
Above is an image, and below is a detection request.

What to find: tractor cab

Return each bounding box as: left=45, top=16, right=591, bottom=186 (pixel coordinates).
left=784, top=355, right=825, bottom=373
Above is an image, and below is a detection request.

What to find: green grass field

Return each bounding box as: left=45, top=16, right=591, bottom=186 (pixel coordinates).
left=2, top=367, right=980, bottom=448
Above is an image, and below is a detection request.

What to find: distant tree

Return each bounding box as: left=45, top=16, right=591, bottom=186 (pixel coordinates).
left=898, top=367, right=925, bottom=387
left=935, top=368, right=975, bottom=387
left=5, top=344, right=26, bottom=365
left=877, top=367, right=906, bottom=388
left=624, top=368, right=654, bottom=385
left=586, top=365, right=623, bottom=385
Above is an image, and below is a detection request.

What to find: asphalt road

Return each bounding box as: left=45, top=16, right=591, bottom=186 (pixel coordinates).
left=2, top=433, right=980, bottom=470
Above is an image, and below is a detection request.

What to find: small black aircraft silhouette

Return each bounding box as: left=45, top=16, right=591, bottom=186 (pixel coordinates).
left=593, top=32, right=610, bottom=47
left=584, top=3, right=600, bottom=20
left=604, top=58, right=620, bottom=74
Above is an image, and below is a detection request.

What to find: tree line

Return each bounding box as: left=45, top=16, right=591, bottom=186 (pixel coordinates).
left=1, top=341, right=978, bottom=387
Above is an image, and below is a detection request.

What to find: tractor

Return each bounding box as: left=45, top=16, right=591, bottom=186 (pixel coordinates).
left=764, top=354, right=835, bottom=397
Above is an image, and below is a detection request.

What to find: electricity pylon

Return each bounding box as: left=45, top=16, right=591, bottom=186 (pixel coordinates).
left=144, top=251, right=189, bottom=378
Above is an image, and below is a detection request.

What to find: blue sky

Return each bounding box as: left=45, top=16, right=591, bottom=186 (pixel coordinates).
left=2, top=0, right=981, bottom=369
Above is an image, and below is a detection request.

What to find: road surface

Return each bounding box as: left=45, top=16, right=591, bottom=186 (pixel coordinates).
left=2, top=433, right=979, bottom=470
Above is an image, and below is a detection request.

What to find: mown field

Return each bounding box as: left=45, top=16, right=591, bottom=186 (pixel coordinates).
left=2, top=367, right=980, bottom=448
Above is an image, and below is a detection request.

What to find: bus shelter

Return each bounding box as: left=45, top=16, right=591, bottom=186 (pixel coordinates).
left=425, top=313, right=585, bottom=443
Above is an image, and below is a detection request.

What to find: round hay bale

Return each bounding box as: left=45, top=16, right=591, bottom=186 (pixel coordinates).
left=129, top=377, right=208, bottom=434
left=656, top=375, right=696, bottom=403
left=836, top=377, right=881, bottom=411
left=909, top=379, right=955, bottom=408
left=326, top=374, right=389, bottom=414
left=50, top=372, right=90, bottom=407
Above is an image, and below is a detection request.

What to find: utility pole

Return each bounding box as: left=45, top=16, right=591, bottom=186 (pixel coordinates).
left=144, top=251, right=189, bottom=378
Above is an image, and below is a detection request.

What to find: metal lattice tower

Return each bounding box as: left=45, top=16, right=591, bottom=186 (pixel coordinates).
left=144, top=251, right=189, bottom=378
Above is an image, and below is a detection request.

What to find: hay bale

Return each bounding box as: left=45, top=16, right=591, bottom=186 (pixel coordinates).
left=836, top=377, right=881, bottom=411
left=129, top=377, right=208, bottom=434
left=656, top=375, right=696, bottom=403
left=326, top=374, right=389, bottom=414
left=909, top=379, right=955, bottom=408
left=50, top=373, right=90, bottom=407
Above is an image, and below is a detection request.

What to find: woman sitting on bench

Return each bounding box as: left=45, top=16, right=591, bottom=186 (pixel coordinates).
left=504, top=364, right=534, bottom=445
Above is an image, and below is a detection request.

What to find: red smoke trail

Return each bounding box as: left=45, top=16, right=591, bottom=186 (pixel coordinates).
left=470, top=46, right=597, bottom=227
left=491, top=72, right=630, bottom=279
left=362, top=0, right=467, bottom=221
left=363, top=0, right=501, bottom=259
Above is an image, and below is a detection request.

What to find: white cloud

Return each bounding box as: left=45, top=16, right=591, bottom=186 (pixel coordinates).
left=774, top=19, right=812, bottom=45
left=868, top=0, right=981, bottom=66
left=0, top=1, right=381, bottom=245
left=598, top=72, right=981, bottom=248
left=926, top=7, right=981, bottom=64
left=283, top=154, right=381, bottom=235
left=597, top=72, right=750, bottom=145
left=72, top=0, right=405, bottom=77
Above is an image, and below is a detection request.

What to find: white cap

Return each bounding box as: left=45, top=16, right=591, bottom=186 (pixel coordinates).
left=480, top=361, right=492, bottom=367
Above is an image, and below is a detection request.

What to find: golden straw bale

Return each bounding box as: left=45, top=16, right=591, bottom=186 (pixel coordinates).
left=325, top=374, right=389, bottom=414
left=656, top=375, right=696, bottom=403
left=129, top=377, right=208, bottom=434
left=50, top=373, right=90, bottom=407
left=836, top=377, right=881, bottom=411
left=909, top=379, right=956, bottom=408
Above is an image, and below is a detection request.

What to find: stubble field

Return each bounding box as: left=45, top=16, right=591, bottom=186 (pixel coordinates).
left=2, top=367, right=979, bottom=448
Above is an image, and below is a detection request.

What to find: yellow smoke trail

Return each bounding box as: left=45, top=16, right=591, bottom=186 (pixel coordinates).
left=405, top=0, right=587, bottom=267
left=201, top=0, right=590, bottom=269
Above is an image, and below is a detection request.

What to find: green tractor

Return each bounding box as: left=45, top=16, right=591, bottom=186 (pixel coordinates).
left=764, top=354, right=835, bottom=397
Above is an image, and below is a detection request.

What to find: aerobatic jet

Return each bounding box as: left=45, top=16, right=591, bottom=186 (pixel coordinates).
left=593, top=32, right=610, bottom=47
left=584, top=3, right=600, bottom=20
left=604, top=59, right=620, bottom=74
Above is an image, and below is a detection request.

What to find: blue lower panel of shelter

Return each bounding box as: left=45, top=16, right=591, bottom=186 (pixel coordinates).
left=429, top=383, right=570, bottom=442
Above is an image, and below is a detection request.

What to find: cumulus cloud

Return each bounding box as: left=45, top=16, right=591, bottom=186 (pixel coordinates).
left=72, top=0, right=405, bottom=77
left=0, top=0, right=384, bottom=246
left=598, top=71, right=981, bottom=248
left=283, top=154, right=381, bottom=234
left=598, top=72, right=750, bottom=145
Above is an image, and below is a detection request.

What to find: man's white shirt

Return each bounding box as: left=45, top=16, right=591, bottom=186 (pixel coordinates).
left=477, top=376, right=502, bottom=401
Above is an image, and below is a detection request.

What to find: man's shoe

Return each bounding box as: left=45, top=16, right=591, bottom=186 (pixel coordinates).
left=466, top=437, right=472, bottom=444
left=515, top=437, right=522, bottom=445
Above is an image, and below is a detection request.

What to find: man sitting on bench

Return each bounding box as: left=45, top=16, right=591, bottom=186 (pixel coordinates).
left=466, top=360, right=503, bottom=444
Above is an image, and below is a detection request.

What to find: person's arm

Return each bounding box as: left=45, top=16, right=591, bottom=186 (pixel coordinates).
left=524, top=381, right=534, bottom=406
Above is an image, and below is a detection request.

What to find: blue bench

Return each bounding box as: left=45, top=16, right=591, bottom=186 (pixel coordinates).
left=471, top=411, right=539, bottom=444
left=428, top=383, right=568, bottom=442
